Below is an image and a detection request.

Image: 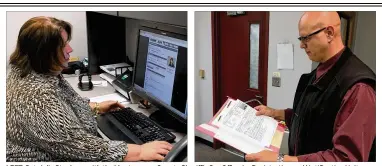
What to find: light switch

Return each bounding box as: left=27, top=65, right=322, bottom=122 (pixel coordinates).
left=199, top=69, right=205, bottom=79
left=272, top=77, right=281, bottom=87
left=272, top=72, right=281, bottom=87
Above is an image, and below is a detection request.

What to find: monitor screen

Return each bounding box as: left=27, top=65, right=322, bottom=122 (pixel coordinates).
left=133, top=27, right=187, bottom=121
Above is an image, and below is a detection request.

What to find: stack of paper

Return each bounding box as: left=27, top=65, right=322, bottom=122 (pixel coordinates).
left=89, top=93, right=130, bottom=105
left=196, top=98, right=285, bottom=154
left=100, top=62, right=131, bottom=77
left=99, top=72, right=116, bottom=84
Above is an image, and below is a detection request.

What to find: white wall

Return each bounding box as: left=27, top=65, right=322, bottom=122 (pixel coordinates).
left=6, top=12, right=88, bottom=71
left=354, top=11, right=376, bottom=73
left=194, top=11, right=312, bottom=142
left=194, top=12, right=213, bottom=142
left=267, top=12, right=312, bottom=109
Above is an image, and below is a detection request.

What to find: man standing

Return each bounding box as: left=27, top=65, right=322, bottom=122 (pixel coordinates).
left=245, top=11, right=375, bottom=162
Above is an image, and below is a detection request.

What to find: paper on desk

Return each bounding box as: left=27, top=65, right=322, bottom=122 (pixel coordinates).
left=82, top=81, right=108, bottom=87
left=99, top=73, right=116, bottom=84
left=90, top=93, right=129, bottom=104
left=100, top=63, right=130, bottom=76
left=277, top=43, right=294, bottom=69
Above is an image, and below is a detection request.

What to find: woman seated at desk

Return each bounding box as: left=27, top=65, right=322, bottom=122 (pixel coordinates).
left=6, top=16, right=172, bottom=162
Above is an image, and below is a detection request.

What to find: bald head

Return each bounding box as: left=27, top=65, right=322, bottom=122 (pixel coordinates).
left=299, top=11, right=341, bottom=37
left=298, top=11, right=345, bottom=63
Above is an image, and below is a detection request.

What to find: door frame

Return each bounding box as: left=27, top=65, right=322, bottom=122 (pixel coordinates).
left=311, top=11, right=357, bottom=70
left=211, top=11, right=270, bottom=149
left=337, top=11, right=357, bottom=49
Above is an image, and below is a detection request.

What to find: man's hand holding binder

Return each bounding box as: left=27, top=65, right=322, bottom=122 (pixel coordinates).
left=255, top=105, right=286, bottom=121
left=245, top=105, right=298, bottom=162
left=196, top=98, right=286, bottom=157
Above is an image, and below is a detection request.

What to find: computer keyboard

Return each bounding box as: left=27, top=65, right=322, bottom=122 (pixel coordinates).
left=108, top=107, right=176, bottom=143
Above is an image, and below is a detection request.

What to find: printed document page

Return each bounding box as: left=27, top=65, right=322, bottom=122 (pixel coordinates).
left=214, top=99, right=278, bottom=153
left=215, top=125, right=265, bottom=154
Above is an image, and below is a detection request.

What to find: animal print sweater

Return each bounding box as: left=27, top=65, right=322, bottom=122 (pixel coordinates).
left=6, top=66, right=128, bottom=161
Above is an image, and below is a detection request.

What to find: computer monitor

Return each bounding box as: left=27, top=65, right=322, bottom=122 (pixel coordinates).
left=133, top=26, right=187, bottom=123
left=86, top=11, right=128, bottom=74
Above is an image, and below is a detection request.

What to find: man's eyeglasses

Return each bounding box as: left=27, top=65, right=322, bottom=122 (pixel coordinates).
left=298, top=27, right=327, bottom=43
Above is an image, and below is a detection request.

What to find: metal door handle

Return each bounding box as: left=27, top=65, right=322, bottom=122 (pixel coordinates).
left=244, top=98, right=263, bottom=105
left=255, top=95, right=263, bottom=99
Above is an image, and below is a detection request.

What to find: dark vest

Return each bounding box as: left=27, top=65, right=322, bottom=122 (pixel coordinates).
left=288, top=48, right=376, bottom=161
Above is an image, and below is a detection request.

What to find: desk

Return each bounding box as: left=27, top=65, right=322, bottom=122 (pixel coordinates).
left=64, top=74, right=116, bottom=98
left=64, top=74, right=186, bottom=144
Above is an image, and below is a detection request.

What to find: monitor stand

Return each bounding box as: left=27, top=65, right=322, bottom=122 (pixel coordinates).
left=149, top=110, right=187, bottom=134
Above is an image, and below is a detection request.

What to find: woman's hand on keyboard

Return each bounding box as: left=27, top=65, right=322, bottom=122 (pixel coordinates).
left=124, top=141, right=173, bottom=161
left=140, top=141, right=173, bottom=161
left=98, top=100, right=125, bottom=114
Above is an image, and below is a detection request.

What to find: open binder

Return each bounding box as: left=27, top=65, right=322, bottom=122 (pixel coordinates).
left=196, top=97, right=286, bottom=154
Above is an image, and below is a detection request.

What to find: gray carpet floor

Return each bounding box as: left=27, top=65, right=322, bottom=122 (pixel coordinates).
left=195, top=140, right=245, bottom=162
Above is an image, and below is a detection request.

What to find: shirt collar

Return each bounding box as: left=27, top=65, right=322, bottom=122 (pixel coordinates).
left=316, top=47, right=346, bottom=80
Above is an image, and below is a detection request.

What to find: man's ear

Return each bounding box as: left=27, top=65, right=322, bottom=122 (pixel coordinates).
left=326, top=26, right=335, bottom=43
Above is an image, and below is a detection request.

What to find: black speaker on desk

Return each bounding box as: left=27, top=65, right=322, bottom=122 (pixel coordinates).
left=78, top=73, right=93, bottom=91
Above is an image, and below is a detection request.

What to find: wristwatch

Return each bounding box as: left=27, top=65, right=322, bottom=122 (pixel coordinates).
left=277, top=153, right=284, bottom=162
